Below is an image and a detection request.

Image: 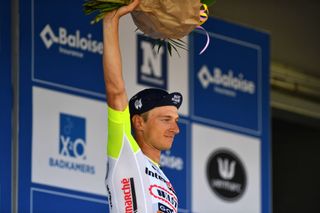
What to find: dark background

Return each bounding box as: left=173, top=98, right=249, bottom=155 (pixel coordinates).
left=272, top=109, right=320, bottom=213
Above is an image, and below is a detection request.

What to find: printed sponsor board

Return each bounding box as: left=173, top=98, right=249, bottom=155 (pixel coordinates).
left=19, top=1, right=270, bottom=211
left=190, top=18, right=270, bottom=213
left=192, top=123, right=261, bottom=213
left=160, top=120, right=189, bottom=210
left=190, top=18, right=269, bottom=135
left=19, top=1, right=109, bottom=211
left=137, top=34, right=168, bottom=90
left=119, top=16, right=190, bottom=116
left=31, top=188, right=107, bottom=212
left=32, top=87, right=107, bottom=195
left=207, top=149, right=247, bottom=201
left=32, top=0, right=105, bottom=96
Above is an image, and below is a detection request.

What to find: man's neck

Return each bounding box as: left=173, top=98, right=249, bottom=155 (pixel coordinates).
left=137, top=141, right=161, bottom=164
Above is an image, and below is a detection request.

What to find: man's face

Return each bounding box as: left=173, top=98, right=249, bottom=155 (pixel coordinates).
left=142, top=105, right=180, bottom=151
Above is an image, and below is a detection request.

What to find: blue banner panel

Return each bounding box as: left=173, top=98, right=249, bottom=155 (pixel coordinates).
left=0, top=0, right=12, bottom=212
left=19, top=0, right=270, bottom=211
left=32, top=0, right=104, bottom=97
left=31, top=188, right=106, bottom=212
left=160, top=120, right=190, bottom=211
left=191, top=18, right=269, bottom=136
left=190, top=17, right=271, bottom=213
left=19, top=0, right=109, bottom=212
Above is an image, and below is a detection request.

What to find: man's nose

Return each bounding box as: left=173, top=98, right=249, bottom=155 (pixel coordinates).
left=171, top=122, right=180, bottom=134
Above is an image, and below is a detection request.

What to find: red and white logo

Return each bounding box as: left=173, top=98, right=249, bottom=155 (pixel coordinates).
left=121, top=178, right=137, bottom=213
left=149, top=184, right=178, bottom=212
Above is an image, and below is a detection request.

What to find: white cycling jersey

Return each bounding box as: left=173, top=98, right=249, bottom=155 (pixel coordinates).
left=105, top=106, right=178, bottom=213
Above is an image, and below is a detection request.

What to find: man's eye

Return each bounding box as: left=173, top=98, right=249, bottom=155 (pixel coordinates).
left=161, top=119, right=170, bottom=122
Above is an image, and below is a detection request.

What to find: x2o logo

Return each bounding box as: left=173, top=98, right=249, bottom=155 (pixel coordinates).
left=59, top=113, right=86, bottom=160
left=48, top=113, right=95, bottom=175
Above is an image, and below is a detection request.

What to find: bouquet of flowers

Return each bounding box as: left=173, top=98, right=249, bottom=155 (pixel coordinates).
left=83, top=0, right=216, bottom=55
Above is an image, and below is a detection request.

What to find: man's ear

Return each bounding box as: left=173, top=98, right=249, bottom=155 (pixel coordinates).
left=132, top=115, right=144, bottom=131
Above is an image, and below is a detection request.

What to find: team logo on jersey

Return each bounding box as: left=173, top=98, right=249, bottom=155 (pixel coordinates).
left=165, top=181, right=176, bottom=195
left=149, top=185, right=178, bottom=212
left=158, top=203, right=174, bottom=213
left=145, top=167, right=166, bottom=183
left=121, top=178, right=138, bottom=212
left=145, top=166, right=176, bottom=195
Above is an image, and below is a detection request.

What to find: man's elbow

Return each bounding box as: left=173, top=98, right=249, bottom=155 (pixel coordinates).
left=106, top=86, right=127, bottom=110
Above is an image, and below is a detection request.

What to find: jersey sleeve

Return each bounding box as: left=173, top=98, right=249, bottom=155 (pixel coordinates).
left=107, top=106, right=140, bottom=158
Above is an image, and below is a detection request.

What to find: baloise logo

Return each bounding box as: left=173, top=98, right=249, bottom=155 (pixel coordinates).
left=40, top=24, right=103, bottom=58
left=206, top=149, right=247, bottom=201
left=137, top=34, right=168, bottom=90
left=160, top=150, right=184, bottom=171
left=198, top=65, right=255, bottom=97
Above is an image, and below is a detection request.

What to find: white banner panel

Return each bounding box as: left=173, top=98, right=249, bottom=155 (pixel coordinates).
left=32, top=86, right=107, bottom=196
left=192, top=123, right=261, bottom=213
left=119, top=16, right=190, bottom=116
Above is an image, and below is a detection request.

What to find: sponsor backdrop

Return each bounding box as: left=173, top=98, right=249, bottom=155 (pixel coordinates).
left=0, top=0, right=12, bottom=212
left=18, top=0, right=270, bottom=212
left=19, top=0, right=108, bottom=212
left=190, top=18, right=270, bottom=213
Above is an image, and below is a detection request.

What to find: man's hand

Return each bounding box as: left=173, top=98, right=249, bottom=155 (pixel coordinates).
left=103, top=0, right=140, bottom=26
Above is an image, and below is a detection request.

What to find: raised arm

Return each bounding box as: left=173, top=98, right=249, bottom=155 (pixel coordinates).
left=102, top=0, right=140, bottom=111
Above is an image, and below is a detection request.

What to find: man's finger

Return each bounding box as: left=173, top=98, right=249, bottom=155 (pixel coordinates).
left=126, top=0, right=140, bottom=12
left=119, top=0, right=140, bottom=15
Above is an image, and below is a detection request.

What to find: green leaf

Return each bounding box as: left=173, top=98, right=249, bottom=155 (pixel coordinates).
left=200, top=0, right=217, bottom=6
left=168, top=42, right=180, bottom=57
left=167, top=43, right=173, bottom=56
left=157, top=43, right=162, bottom=53
left=83, top=0, right=128, bottom=24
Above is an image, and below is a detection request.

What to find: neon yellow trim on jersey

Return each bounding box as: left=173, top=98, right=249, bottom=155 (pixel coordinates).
left=107, top=106, right=140, bottom=158
left=146, top=156, right=160, bottom=167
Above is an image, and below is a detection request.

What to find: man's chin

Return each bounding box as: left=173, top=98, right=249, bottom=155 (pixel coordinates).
left=158, top=138, right=174, bottom=151
left=162, top=146, right=172, bottom=151
left=162, top=141, right=173, bottom=150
